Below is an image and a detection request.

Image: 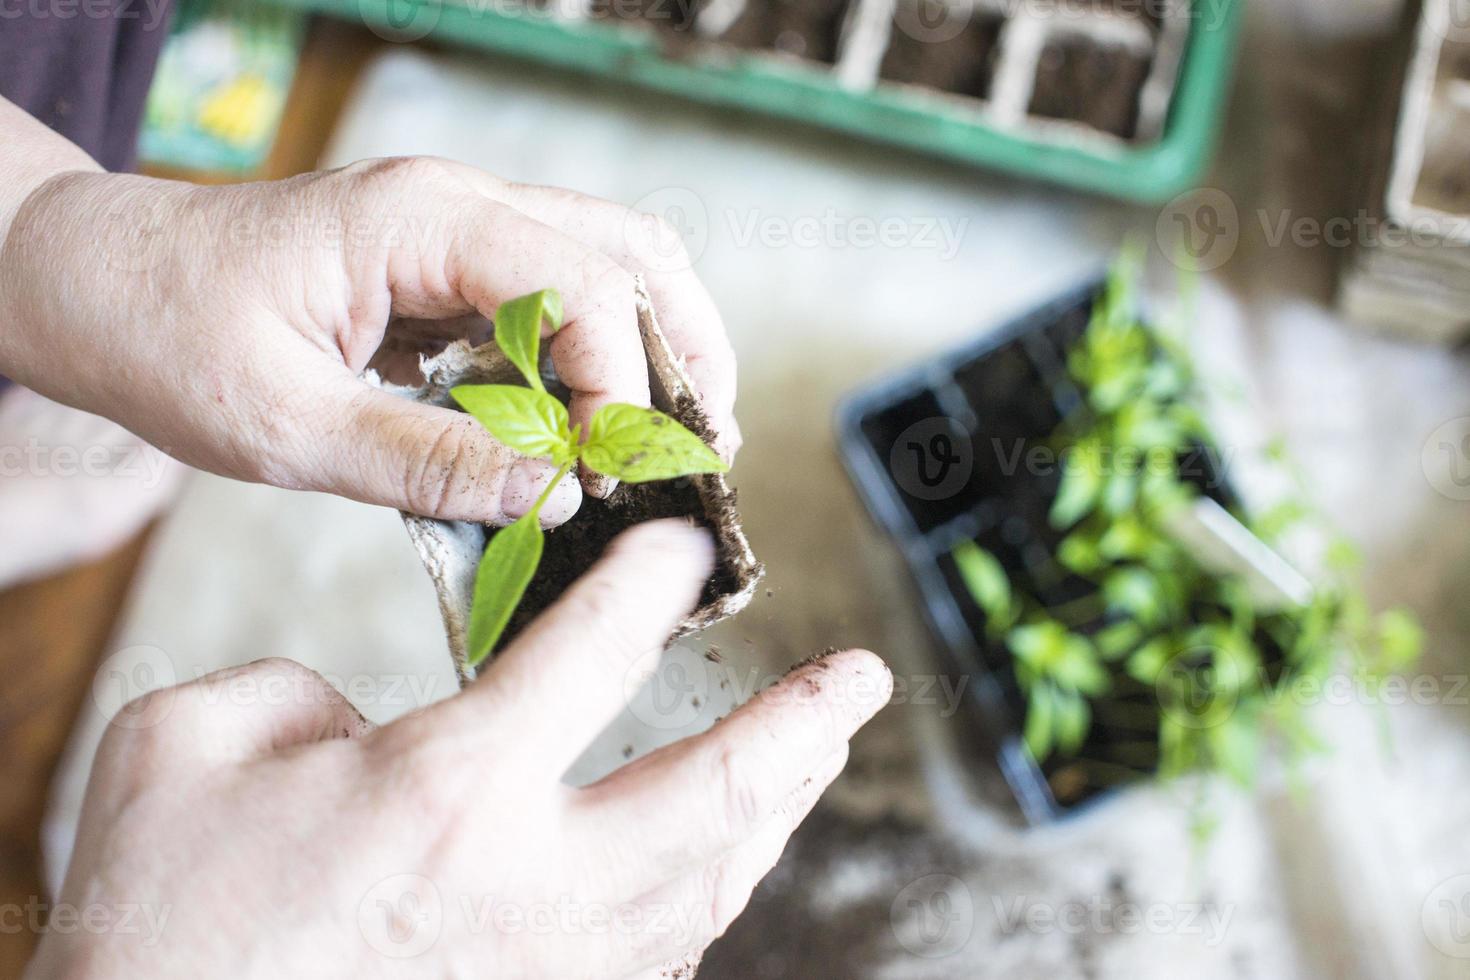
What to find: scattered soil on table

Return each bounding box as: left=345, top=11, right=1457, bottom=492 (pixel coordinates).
left=719, top=0, right=851, bottom=64
left=699, top=805, right=973, bottom=978
left=1028, top=37, right=1154, bottom=139
left=879, top=8, right=1002, bottom=99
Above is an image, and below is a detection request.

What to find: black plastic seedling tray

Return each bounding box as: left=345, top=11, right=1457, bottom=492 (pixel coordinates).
left=836, top=279, right=1231, bottom=824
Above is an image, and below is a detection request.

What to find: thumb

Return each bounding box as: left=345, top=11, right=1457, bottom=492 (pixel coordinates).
left=293, top=373, right=583, bottom=527
left=96, top=659, right=375, bottom=779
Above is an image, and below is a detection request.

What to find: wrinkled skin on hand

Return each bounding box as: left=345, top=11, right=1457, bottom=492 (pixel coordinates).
left=29, top=522, right=890, bottom=980
left=0, top=155, right=740, bottom=530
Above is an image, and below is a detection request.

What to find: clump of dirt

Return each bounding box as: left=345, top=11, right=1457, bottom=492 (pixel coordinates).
left=785, top=646, right=841, bottom=676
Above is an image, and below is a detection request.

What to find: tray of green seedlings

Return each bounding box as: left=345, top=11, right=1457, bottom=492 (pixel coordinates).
left=838, top=263, right=1423, bottom=823
left=272, top=0, right=1242, bottom=201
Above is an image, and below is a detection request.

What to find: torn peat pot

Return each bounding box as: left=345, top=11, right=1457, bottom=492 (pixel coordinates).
left=379, top=279, right=763, bottom=684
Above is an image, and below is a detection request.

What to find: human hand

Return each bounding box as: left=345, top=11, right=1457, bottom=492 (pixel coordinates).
left=0, top=156, right=738, bottom=528
left=30, top=522, right=889, bottom=979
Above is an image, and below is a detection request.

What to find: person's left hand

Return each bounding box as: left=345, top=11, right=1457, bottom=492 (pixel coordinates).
left=0, top=155, right=738, bottom=529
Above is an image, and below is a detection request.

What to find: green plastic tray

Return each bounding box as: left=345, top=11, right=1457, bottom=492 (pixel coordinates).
left=272, top=0, right=1241, bottom=202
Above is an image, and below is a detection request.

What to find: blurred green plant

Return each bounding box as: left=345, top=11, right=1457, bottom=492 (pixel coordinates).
left=452, top=289, right=727, bottom=667
left=951, top=255, right=1422, bottom=791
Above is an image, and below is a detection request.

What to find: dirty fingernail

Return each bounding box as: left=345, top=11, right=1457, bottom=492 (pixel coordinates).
left=502, top=459, right=582, bottom=528
left=582, top=464, right=619, bottom=500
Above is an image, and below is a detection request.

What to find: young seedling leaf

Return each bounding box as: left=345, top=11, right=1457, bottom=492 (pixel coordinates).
left=1103, top=567, right=1165, bottom=627
left=1376, top=608, right=1424, bottom=671
left=951, top=540, right=1013, bottom=628
left=451, top=385, right=574, bottom=462
left=1023, top=684, right=1055, bottom=761
left=1051, top=440, right=1103, bottom=529
left=1054, top=689, right=1091, bottom=756
left=1126, top=636, right=1173, bottom=685
left=1098, top=515, right=1152, bottom=561
left=466, top=514, right=545, bottom=667
left=1207, top=714, right=1260, bottom=786
left=1053, top=635, right=1108, bottom=696
left=494, top=289, right=564, bottom=392
left=1008, top=623, right=1062, bottom=671
left=581, top=403, right=727, bottom=483
left=1095, top=620, right=1143, bottom=661
left=1101, top=470, right=1139, bottom=516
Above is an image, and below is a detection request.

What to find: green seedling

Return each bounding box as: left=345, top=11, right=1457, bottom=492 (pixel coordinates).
left=950, top=254, right=1423, bottom=793
left=451, top=289, right=727, bottom=667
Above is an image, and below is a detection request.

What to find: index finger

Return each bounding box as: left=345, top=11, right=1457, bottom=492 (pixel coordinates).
left=441, top=195, right=653, bottom=496
left=507, top=183, right=738, bottom=452
left=429, top=162, right=738, bottom=456
left=424, top=520, right=716, bottom=777
left=570, top=648, right=891, bottom=896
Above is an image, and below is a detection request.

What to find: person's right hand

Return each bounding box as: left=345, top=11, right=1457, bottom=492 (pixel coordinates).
left=30, top=522, right=890, bottom=979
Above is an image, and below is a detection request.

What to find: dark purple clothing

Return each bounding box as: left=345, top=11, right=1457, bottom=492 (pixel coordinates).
left=1, top=0, right=174, bottom=171
left=0, top=0, right=172, bottom=391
